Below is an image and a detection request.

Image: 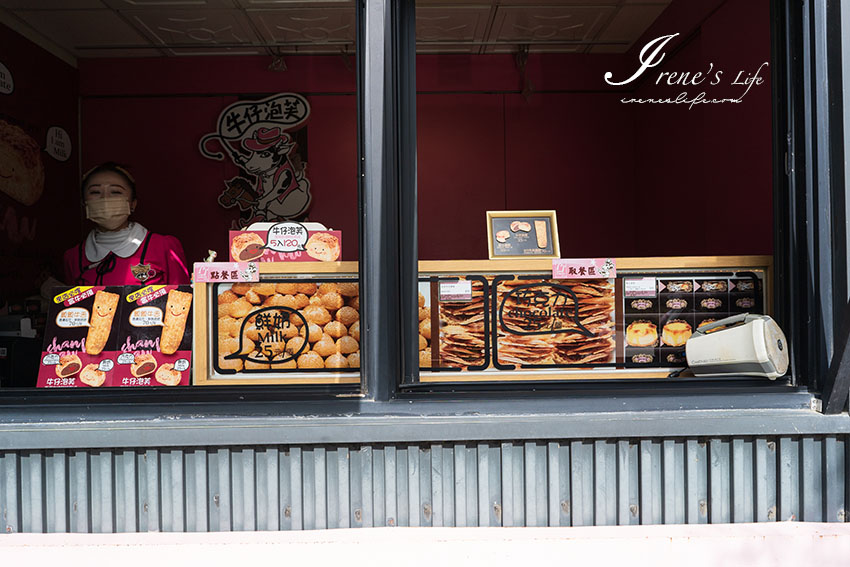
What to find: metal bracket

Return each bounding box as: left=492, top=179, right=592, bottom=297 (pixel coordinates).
left=810, top=397, right=823, bottom=413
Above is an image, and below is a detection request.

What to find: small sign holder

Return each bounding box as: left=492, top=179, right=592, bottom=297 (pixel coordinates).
left=486, top=210, right=560, bottom=260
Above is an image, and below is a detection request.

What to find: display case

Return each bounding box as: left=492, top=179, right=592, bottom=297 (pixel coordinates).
left=192, top=256, right=772, bottom=385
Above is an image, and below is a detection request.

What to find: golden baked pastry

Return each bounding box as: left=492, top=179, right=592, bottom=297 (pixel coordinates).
left=160, top=289, right=192, bottom=355
left=230, top=232, right=265, bottom=261
left=0, top=119, right=44, bottom=205
left=349, top=321, right=360, bottom=341
left=323, top=321, right=348, bottom=339
left=661, top=320, right=692, bottom=347
left=495, top=230, right=511, bottom=243
left=335, top=306, right=359, bottom=326
left=130, top=353, right=157, bottom=377
left=55, top=354, right=82, bottom=378
left=347, top=352, right=360, bottom=368
left=154, top=363, right=182, bottom=386
left=85, top=290, right=120, bottom=355
left=336, top=335, right=359, bottom=354
left=305, top=232, right=341, bottom=262
left=297, top=352, right=324, bottom=369
left=325, top=353, right=349, bottom=369
left=80, top=363, right=106, bottom=387
left=626, top=320, right=658, bottom=348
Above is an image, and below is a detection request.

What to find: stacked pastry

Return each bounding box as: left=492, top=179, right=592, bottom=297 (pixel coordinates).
left=496, top=279, right=615, bottom=366
left=217, top=281, right=360, bottom=371
left=438, top=279, right=486, bottom=368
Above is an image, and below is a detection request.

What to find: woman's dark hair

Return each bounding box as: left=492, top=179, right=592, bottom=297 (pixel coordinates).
left=81, top=162, right=136, bottom=200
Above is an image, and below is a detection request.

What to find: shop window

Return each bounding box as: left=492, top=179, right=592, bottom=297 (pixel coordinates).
left=411, top=0, right=781, bottom=386
left=0, top=1, right=362, bottom=391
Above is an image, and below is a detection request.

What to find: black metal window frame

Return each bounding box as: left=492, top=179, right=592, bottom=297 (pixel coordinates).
left=0, top=0, right=847, bottom=451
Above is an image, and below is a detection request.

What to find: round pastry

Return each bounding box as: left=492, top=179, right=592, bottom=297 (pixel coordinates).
left=285, top=336, right=307, bottom=356
left=320, top=292, right=344, bottom=310
left=270, top=354, right=297, bottom=369
left=419, top=334, right=427, bottom=351
left=661, top=320, right=692, bottom=347
left=297, top=352, right=324, bottom=369
left=154, top=363, right=182, bottom=386
left=323, top=321, right=348, bottom=339
left=336, top=306, right=359, bottom=326
left=337, top=282, right=358, bottom=297
left=318, top=283, right=340, bottom=295
left=250, top=283, right=276, bottom=296
left=298, top=323, right=323, bottom=343
left=419, top=307, right=430, bottom=322
left=0, top=119, right=44, bottom=206
left=293, top=293, right=311, bottom=309
left=305, top=232, right=341, bottom=262
left=347, top=352, right=360, bottom=368
left=275, top=283, right=299, bottom=295
left=419, top=319, right=431, bottom=341
left=218, top=290, right=238, bottom=305
left=312, top=335, right=337, bottom=357
left=336, top=335, right=359, bottom=354
left=347, top=296, right=359, bottom=310
left=418, top=293, right=425, bottom=308
left=495, top=230, right=511, bottom=243
left=303, top=305, right=332, bottom=326
left=130, top=353, right=157, bottom=377
left=419, top=350, right=431, bottom=368
left=230, top=232, right=265, bottom=261
left=325, top=352, right=349, bottom=369
left=79, top=363, right=106, bottom=387
left=349, top=320, right=360, bottom=342
left=296, top=282, right=317, bottom=295
left=626, top=320, right=658, bottom=348
left=55, top=354, right=82, bottom=378
left=244, top=357, right=270, bottom=370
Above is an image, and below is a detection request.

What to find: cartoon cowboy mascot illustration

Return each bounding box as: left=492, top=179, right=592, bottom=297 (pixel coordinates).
left=200, top=93, right=312, bottom=225
left=238, top=126, right=311, bottom=220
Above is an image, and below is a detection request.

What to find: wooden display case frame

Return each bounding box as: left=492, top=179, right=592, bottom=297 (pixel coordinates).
left=192, top=256, right=773, bottom=385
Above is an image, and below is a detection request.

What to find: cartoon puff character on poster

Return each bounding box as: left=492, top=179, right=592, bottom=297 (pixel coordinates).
left=199, top=93, right=311, bottom=226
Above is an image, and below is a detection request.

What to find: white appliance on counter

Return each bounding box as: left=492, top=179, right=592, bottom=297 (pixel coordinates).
left=685, top=313, right=789, bottom=380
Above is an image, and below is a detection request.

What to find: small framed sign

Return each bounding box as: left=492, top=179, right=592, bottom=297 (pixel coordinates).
left=486, top=210, right=560, bottom=260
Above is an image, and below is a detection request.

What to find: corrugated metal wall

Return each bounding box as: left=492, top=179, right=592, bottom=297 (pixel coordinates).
left=2, top=435, right=847, bottom=533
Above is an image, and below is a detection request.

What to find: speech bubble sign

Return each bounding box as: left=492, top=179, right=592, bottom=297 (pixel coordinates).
left=42, top=354, right=61, bottom=366
left=56, top=308, right=90, bottom=328
left=174, top=358, right=190, bottom=372
left=265, top=222, right=308, bottom=253
left=45, top=126, right=72, bottom=162
left=117, top=353, right=135, bottom=365
left=130, top=307, right=164, bottom=327
left=223, top=306, right=307, bottom=366
left=98, top=359, right=114, bottom=372
left=0, top=62, right=13, bottom=94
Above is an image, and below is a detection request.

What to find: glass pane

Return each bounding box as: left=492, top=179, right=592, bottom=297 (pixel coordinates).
left=0, top=1, right=361, bottom=390
left=415, top=0, right=775, bottom=383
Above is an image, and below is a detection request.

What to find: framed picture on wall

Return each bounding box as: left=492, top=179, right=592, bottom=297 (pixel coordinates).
left=486, top=210, right=561, bottom=260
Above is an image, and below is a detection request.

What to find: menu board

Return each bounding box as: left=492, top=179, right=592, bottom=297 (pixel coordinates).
left=213, top=279, right=360, bottom=373
left=622, top=274, right=763, bottom=367
left=37, top=285, right=193, bottom=387
left=487, top=211, right=560, bottom=259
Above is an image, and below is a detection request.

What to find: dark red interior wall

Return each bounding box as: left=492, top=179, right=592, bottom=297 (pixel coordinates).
left=75, top=0, right=771, bottom=266
left=632, top=0, right=773, bottom=256
left=0, top=24, right=80, bottom=301
left=79, top=56, right=358, bottom=264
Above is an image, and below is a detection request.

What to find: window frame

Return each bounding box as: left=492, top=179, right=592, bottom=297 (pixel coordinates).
left=0, top=0, right=847, bottom=422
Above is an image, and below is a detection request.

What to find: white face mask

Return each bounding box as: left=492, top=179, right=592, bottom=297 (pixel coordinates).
left=85, top=197, right=131, bottom=230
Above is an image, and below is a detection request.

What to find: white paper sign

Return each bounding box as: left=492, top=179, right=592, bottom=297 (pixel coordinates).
left=439, top=280, right=472, bottom=302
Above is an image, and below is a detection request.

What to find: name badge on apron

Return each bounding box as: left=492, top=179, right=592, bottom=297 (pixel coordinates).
left=131, top=263, right=156, bottom=283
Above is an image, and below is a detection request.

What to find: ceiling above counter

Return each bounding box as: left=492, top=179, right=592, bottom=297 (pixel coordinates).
left=0, top=0, right=671, bottom=60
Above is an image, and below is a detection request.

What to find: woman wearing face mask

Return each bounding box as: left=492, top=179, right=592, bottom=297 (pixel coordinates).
left=63, top=162, right=190, bottom=285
